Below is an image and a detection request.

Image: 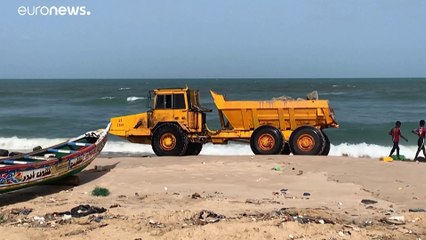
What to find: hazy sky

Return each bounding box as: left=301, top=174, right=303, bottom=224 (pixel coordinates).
left=1, top=0, right=426, bottom=79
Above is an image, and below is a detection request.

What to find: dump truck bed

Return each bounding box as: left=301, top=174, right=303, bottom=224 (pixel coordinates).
left=210, top=90, right=338, bottom=131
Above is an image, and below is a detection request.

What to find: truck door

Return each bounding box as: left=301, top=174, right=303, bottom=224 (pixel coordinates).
left=171, top=93, right=188, bottom=124
left=187, top=90, right=200, bottom=130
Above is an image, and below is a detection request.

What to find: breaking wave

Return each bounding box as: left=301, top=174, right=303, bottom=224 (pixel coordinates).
left=0, top=137, right=417, bottom=158
left=105, top=142, right=418, bottom=158
left=0, top=137, right=67, bottom=152
left=321, top=92, right=345, bottom=96
left=0, top=137, right=417, bottom=159
left=330, top=142, right=416, bottom=159
left=126, top=96, right=146, bottom=102
left=101, top=96, right=115, bottom=100
left=119, top=87, right=131, bottom=91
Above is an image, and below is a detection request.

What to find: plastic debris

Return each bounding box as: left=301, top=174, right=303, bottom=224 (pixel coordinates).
left=409, top=208, right=426, bottom=212
left=245, top=199, right=261, bottom=204
left=191, top=193, right=202, bottom=199
left=11, top=208, right=32, bottom=215
left=91, top=186, right=110, bottom=196
left=381, top=216, right=405, bottom=225
left=271, top=166, right=281, bottom=171
left=241, top=208, right=335, bottom=224
left=51, top=205, right=107, bottom=218
left=190, top=210, right=225, bottom=225
left=361, top=199, right=378, bottom=205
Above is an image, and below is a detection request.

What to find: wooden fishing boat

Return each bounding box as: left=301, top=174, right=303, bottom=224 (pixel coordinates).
left=0, top=123, right=110, bottom=193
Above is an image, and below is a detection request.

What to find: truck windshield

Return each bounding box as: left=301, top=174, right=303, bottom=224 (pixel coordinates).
left=155, top=93, right=186, bottom=109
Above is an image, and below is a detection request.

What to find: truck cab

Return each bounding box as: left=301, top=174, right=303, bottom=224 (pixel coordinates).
left=149, top=87, right=209, bottom=133
left=110, top=87, right=209, bottom=156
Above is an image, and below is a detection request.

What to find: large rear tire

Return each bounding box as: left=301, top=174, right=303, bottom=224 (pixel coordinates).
left=151, top=123, right=189, bottom=156
left=289, top=126, right=325, bottom=155
left=185, top=142, right=203, bottom=156
left=321, top=131, right=330, bottom=156
left=250, top=126, right=284, bottom=155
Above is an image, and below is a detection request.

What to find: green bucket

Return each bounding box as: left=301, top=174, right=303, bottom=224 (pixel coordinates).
left=391, top=155, right=407, bottom=161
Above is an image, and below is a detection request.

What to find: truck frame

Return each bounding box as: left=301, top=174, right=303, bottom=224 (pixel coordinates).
left=109, top=87, right=338, bottom=156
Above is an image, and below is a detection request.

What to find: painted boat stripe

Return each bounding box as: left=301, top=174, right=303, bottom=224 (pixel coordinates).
left=68, top=142, right=91, bottom=147
left=23, top=156, right=47, bottom=161
left=2, top=160, right=31, bottom=165
left=48, top=148, right=76, bottom=154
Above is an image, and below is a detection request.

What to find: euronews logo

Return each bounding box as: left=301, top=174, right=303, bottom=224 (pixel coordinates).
left=18, top=5, right=91, bottom=16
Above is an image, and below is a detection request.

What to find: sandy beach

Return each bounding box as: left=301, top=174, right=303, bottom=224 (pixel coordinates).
left=0, top=154, right=425, bottom=240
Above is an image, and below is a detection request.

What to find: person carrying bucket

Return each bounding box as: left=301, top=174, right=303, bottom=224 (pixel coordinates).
left=413, top=120, right=426, bottom=160
left=389, top=121, right=408, bottom=159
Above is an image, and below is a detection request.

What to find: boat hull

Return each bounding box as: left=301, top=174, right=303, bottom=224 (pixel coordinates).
left=0, top=124, right=110, bottom=194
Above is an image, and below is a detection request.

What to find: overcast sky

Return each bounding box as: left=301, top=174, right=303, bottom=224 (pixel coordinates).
left=1, top=0, right=425, bottom=79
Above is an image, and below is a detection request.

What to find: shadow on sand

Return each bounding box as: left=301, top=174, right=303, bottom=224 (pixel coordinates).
left=0, top=162, right=120, bottom=207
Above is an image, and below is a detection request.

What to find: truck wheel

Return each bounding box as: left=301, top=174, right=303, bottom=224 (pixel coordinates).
left=151, top=123, right=189, bottom=156
left=289, top=126, right=325, bottom=155
left=321, top=131, right=330, bottom=156
left=185, top=142, right=203, bottom=155
left=281, top=143, right=291, bottom=155
left=250, top=126, right=284, bottom=155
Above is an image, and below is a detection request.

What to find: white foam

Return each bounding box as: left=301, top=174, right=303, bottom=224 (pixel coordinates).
left=103, top=141, right=418, bottom=158
left=101, top=96, right=115, bottom=100
left=329, top=143, right=417, bottom=159
left=0, top=137, right=67, bottom=152
left=200, top=143, right=253, bottom=155
left=127, top=96, right=146, bottom=102
left=119, top=87, right=131, bottom=91
left=104, top=141, right=153, bottom=154
left=0, top=137, right=418, bottom=159
left=102, top=142, right=252, bottom=155
left=321, top=92, right=345, bottom=96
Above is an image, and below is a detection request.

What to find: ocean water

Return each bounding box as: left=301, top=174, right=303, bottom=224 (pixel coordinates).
left=0, top=78, right=424, bottom=158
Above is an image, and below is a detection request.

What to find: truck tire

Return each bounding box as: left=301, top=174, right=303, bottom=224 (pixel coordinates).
left=289, top=126, right=325, bottom=155
left=321, top=131, right=330, bottom=156
left=281, top=143, right=291, bottom=155
left=0, top=149, right=8, bottom=157
left=250, top=126, right=284, bottom=155
left=151, top=123, right=189, bottom=156
left=185, top=142, right=203, bottom=155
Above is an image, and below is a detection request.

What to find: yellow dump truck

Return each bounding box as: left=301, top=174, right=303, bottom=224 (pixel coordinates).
left=110, top=87, right=338, bottom=156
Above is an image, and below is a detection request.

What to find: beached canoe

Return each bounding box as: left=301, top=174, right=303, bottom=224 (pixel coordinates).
left=0, top=123, right=110, bottom=194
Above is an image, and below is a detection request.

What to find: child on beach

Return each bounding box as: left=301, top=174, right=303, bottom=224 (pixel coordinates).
left=389, top=121, right=408, bottom=159
left=412, top=120, right=426, bottom=160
